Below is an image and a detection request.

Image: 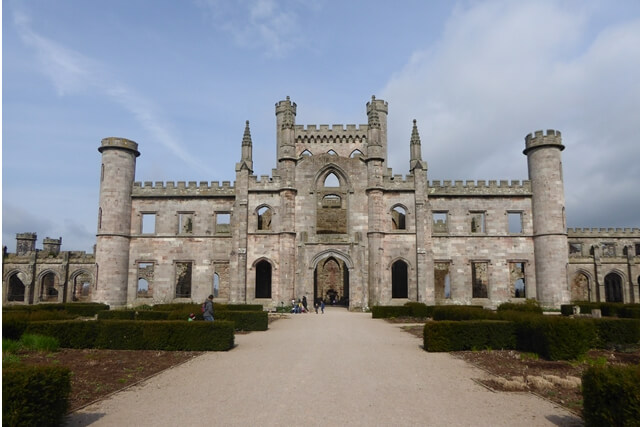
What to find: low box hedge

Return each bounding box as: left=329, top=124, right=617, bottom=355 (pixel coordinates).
left=563, top=302, right=640, bottom=318
left=582, top=364, right=640, bottom=427
left=371, top=305, right=412, bottom=318
left=223, top=304, right=264, bottom=311
left=593, top=318, right=640, bottom=349
left=3, top=365, right=71, bottom=427
left=497, top=300, right=543, bottom=314
left=2, top=302, right=109, bottom=316
left=25, top=320, right=235, bottom=351
left=97, top=310, right=136, bottom=320
left=2, top=311, right=78, bottom=340
left=432, top=305, right=494, bottom=321
left=514, top=316, right=596, bottom=360
left=216, top=311, right=268, bottom=331
left=423, top=320, right=516, bottom=352
left=403, top=302, right=434, bottom=318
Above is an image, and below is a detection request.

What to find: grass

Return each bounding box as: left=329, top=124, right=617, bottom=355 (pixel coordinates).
left=2, top=334, right=60, bottom=359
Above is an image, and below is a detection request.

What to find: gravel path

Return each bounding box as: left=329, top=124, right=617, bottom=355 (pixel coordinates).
left=66, top=307, right=582, bottom=426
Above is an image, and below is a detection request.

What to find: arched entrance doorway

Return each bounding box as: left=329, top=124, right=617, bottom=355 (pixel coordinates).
left=604, top=272, right=623, bottom=302
left=313, top=256, right=350, bottom=306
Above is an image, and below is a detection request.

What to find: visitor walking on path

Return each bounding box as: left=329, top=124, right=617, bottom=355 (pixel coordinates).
left=302, top=296, right=308, bottom=312
left=203, top=295, right=214, bottom=321
left=320, top=300, right=325, bottom=314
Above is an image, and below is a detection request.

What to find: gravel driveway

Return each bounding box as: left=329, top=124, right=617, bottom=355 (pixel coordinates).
left=66, top=307, right=582, bottom=426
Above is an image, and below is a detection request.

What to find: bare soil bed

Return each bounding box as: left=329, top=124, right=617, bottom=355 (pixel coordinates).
left=399, top=323, right=640, bottom=416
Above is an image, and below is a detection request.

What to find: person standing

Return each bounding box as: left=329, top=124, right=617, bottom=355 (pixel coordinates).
left=203, top=294, right=214, bottom=321
left=320, top=300, right=325, bottom=314
left=302, top=296, right=308, bottom=313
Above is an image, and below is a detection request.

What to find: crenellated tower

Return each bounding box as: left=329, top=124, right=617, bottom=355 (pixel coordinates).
left=524, top=130, right=570, bottom=307
left=95, top=137, right=139, bottom=306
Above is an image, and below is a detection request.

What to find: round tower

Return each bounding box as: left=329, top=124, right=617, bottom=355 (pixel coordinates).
left=523, top=130, right=570, bottom=307
left=95, top=137, right=140, bottom=306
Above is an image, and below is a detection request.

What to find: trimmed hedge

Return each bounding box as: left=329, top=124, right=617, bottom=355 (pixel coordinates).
left=2, top=311, right=77, bottom=340
left=25, top=320, right=235, bottom=351
left=223, top=304, right=264, bottom=311
left=497, top=299, right=543, bottom=314
left=403, top=302, right=434, bottom=318
left=3, top=302, right=109, bottom=316
left=432, top=305, right=494, bottom=321
left=424, top=320, right=517, bottom=352
left=582, top=364, right=640, bottom=427
left=371, top=305, right=412, bottom=318
left=97, top=310, right=136, bottom=320
left=216, top=311, right=268, bottom=331
left=562, top=302, right=640, bottom=318
left=514, top=316, right=596, bottom=360
left=3, top=365, right=71, bottom=427
left=593, top=318, right=640, bottom=349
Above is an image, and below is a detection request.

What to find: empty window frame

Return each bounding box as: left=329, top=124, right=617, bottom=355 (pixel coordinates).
left=323, top=173, right=340, bottom=187
left=636, top=243, right=640, bottom=256
left=391, top=206, right=407, bottom=230
left=137, top=262, right=154, bottom=297
left=327, top=149, right=337, bottom=156
left=178, top=213, right=194, bottom=234
left=601, top=243, right=616, bottom=257
left=471, top=262, right=488, bottom=298
left=7, top=273, right=26, bottom=302
left=142, top=213, right=156, bottom=234
left=40, top=272, right=58, bottom=301
left=257, top=206, right=272, bottom=231
left=175, top=262, right=192, bottom=298
left=507, top=212, right=523, bottom=233
left=434, top=262, right=451, bottom=299
left=432, top=212, right=448, bottom=233
left=349, top=149, right=363, bottom=158
left=300, top=149, right=312, bottom=157
left=215, top=212, right=231, bottom=234
left=470, top=212, right=485, bottom=233
left=213, top=273, right=220, bottom=298
left=569, top=242, right=582, bottom=256
left=509, top=262, right=525, bottom=298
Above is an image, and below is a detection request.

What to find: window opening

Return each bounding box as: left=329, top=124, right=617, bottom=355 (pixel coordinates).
left=392, top=206, right=406, bottom=230
left=509, top=262, right=525, bottom=298
left=470, top=212, right=485, bottom=233
left=601, top=243, right=616, bottom=257
left=175, top=262, right=192, bottom=298
left=142, top=213, right=156, bottom=234
left=508, top=212, right=522, bottom=233
left=179, top=213, right=194, bottom=234
left=213, top=273, right=220, bottom=298
left=216, top=213, right=231, bottom=234
left=257, top=206, right=272, bottom=231
left=569, top=243, right=582, bottom=256
left=391, top=260, right=408, bottom=298
left=137, top=262, right=154, bottom=297
left=300, top=149, right=312, bottom=157
left=433, top=212, right=448, bottom=233
left=41, top=272, right=58, bottom=301
left=323, top=173, right=340, bottom=187
left=434, top=263, right=451, bottom=299
left=349, top=149, right=363, bottom=158
left=604, top=273, right=622, bottom=302
left=327, top=149, right=337, bottom=156
left=471, top=262, right=488, bottom=298
left=255, top=260, right=272, bottom=298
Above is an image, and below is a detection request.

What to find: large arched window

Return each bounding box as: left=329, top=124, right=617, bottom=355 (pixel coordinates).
left=8, top=273, right=26, bottom=302
left=40, top=272, right=58, bottom=302
left=323, top=173, right=340, bottom=187
left=257, top=206, right=272, bottom=231
left=391, top=260, right=408, bottom=298
left=72, top=271, right=92, bottom=301
left=255, top=260, right=272, bottom=298
left=392, top=206, right=407, bottom=230
left=349, top=149, right=363, bottom=158
left=571, top=272, right=590, bottom=302
left=604, top=272, right=623, bottom=302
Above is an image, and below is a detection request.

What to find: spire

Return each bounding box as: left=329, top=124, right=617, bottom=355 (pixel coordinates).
left=237, top=120, right=253, bottom=173
left=242, top=120, right=252, bottom=148
left=410, top=119, right=426, bottom=171
left=367, top=95, right=381, bottom=130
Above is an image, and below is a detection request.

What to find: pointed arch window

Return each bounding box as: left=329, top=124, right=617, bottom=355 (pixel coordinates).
left=604, top=272, right=622, bottom=302
left=392, top=206, right=407, bottom=230
left=8, top=273, right=26, bottom=302
left=41, top=272, right=58, bottom=302
left=300, top=149, right=312, bottom=157
left=257, top=206, right=272, bottom=231
left=327, top=149, right=337, bottom=156
left=213, top=273, right=220, bottom=298
left=350, top=149, right=363, bottom=158
left=323, top=173, right=340, bottom=187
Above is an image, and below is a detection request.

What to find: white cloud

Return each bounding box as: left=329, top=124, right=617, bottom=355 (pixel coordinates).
left=13, top=10, right=214, bottom=177
left=196, top=0, right=304, bottom=57
left=380, top=0, right=640, bottom=227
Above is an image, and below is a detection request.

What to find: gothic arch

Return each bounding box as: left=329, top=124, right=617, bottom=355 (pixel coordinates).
left=314, top=164, right=351, bottom=191
left=254, top=259, right=273, bottom=299
left=391, top=204, right=408, bottom=230
left=38, top=269, right=61, bottom=302
left=349, top=149, right=364, bottom=158
left=310, top=249, right=354, bottom=271
left=391, top=258, right=410, bottom=299
left=250, top=257, right=278, bottom=271
left=5, top=270, right=28, bottom=302
left=255, top=204, right=274, bottom=231
left=604, top=270, right=624, bottom=303
left=69, top=269, right=94, bottom=301
left=570, top=270, right=592, bottom=302
left=300, top=149, right=312, bottom=157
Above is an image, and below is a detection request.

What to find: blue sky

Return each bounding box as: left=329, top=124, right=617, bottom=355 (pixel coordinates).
left=3, top=0, right=640, bottom=252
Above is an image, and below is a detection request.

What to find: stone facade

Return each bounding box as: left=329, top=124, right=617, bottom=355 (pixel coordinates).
left=4, top=97, right=640, bottom=308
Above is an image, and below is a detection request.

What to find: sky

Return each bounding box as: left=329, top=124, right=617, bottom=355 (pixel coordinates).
left=2, top=0, right=640, bottom=253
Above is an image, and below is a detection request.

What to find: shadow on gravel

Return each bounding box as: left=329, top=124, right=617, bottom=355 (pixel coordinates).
left=545, top=414, right=583, bottom=426
left=65, top=412, right=105, bottom=426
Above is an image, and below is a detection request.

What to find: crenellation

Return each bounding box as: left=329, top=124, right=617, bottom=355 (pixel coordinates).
left=568, top=227, right=640, bottom=237
left=132, top=180, right=236, bottom=197
left=428, top=179, right=532, bottom=196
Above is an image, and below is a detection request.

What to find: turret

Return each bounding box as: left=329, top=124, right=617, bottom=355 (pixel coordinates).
left=95, top=137, right=139, bottom=306
left=275, top=96, right=297, bottom=162
left=42, top=237, right=62, bottom=255
left=366, top=96, right=388, bottom=163
left=16, top=232, right=37, bottom=255
left=524, top=129, right=570, bottom=307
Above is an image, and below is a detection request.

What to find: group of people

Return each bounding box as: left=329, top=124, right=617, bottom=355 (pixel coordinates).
left=291, top=296, right=325, bottom=314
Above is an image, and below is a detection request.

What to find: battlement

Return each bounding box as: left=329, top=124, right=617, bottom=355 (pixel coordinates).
left=383, top=173, right=415, bottom=189
left=132, top=181, right=236, bottom=197
left=567, top=227, right=640, bottom=237
left=523, top=129, right=564, bottom=154
left=428, top=180, right=532, bottom=196
left=294, top=124, right=368, bottom=143
left=248, top=174, right=284, bottom=191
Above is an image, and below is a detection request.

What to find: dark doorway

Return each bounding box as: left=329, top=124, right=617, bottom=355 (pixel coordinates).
left=392, top=260, right=408, bottom=298
left=314, top=256, right=349, bottom=306
left=8, top=274, right=26, bottom=302
left=255, top=260, right=272, bottom=298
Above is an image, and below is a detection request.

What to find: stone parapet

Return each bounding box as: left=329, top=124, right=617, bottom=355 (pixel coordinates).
left=567, top=228, right=640, bottom=237
left=132, top=181, right=236, bottom=197
left=383, top=174, right=415, bottom=190
left=294, top=124, right=368, bottom=145
left=428, top=180, right=531, bottom=196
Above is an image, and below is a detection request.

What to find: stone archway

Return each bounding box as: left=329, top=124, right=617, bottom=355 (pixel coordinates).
left=604, top=272, right=623, bottom=302
left=311, top=251, right=352, bottom=307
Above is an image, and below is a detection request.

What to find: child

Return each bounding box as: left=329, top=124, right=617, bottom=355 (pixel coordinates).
left=188, top=313, right=196, bottom=322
